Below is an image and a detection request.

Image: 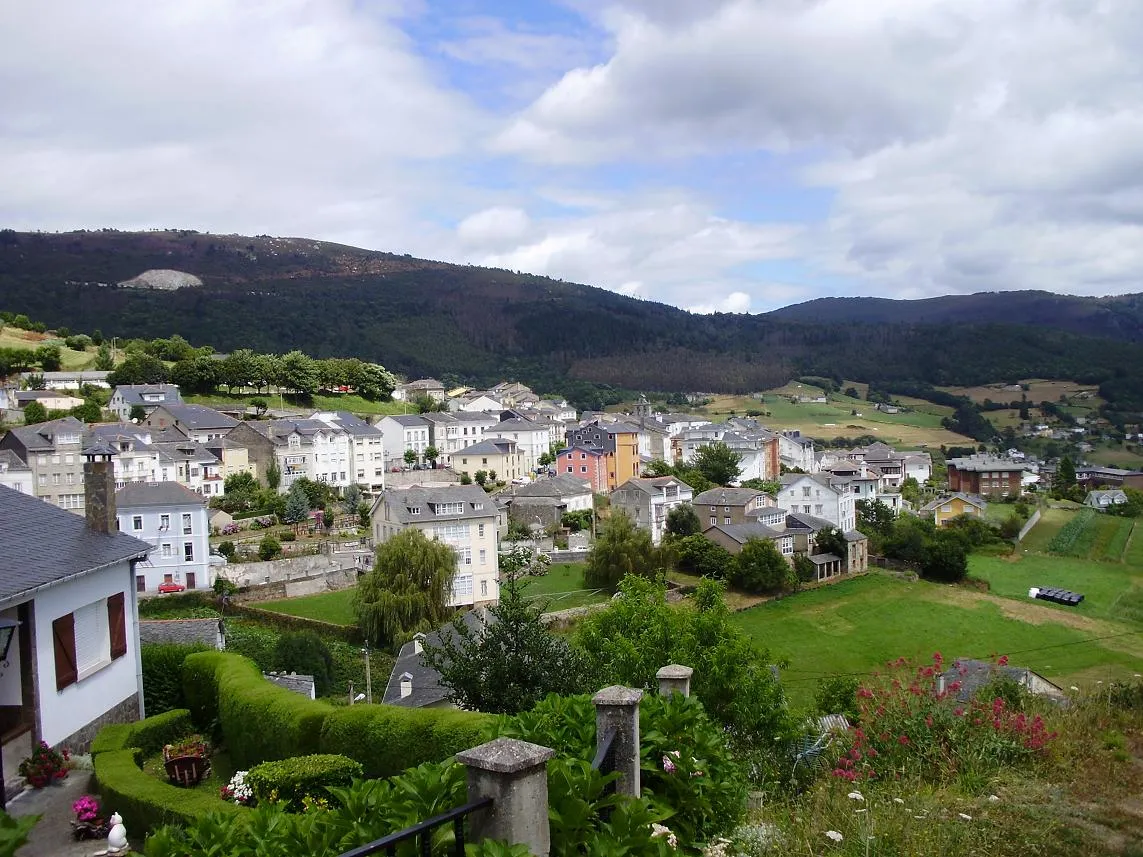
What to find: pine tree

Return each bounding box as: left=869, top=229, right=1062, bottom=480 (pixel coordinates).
left=283, top=482, right=310, bottom=524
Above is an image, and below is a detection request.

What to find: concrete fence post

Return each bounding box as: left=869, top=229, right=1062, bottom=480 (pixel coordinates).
left=592, top=685, right=643, bottom=797
left=456, top=737, right=555, bottom=857
left=656, top=664, right=694, bottom=698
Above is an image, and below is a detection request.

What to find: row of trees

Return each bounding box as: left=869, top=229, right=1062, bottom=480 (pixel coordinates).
left=108, top=347, right=398, bottom=399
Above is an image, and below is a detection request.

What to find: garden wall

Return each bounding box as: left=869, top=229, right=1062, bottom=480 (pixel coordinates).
left=224, top=554, right=354, bottom=588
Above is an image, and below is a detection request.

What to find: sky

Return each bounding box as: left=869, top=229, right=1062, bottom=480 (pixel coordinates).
left=3, top=0, right=1143, bottom=314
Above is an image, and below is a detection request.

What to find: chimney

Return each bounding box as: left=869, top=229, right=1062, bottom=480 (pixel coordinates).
left=412, top=632, right=426, bottom=655
left=399, top=672, right=413, bottom=699
left=83, top=442, right=118, bottom=534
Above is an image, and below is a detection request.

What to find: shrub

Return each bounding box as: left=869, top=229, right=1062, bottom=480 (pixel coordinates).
left=127, top=709, right=194, bottom=756
left=216, top=540, right=236, bottom=560
left=141, top=644, right=210, bottom=716
left=280, top=530, right=297, bottom=542
left=319, top=704, right=494, bottom=779
left=19, top=741, right=68, bottom=788
left=246, top=754, right=363, bottom=811
left=273, top=631, right=334, bottom=696
left=181, top=651, right=229, bottom=735
left=258, top=534, right=282, bottom=561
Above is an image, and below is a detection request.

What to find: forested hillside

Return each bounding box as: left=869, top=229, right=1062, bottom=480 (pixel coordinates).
left=4, top=229, right=1143, bottom=410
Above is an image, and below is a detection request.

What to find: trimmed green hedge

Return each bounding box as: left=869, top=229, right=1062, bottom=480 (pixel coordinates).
left=319, top=705, right=494, bottom=780
left=226, top=602, right=362, bottom=642
left=182, top=652, right=494, bottom=778
left=142, top=643, right=210, bottom=716
left=91, top=708, right=241, bottom=834
left=94, top=747, right=243, bottom=834
left=246, top=754, right=363, bottom=811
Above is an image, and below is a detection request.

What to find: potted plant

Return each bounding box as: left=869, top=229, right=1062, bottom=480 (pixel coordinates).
left=163, top=734, right=212, bottom=787
left=71, top=795, right=111, bottom=840
left=17, top=741, right=69, bottom=788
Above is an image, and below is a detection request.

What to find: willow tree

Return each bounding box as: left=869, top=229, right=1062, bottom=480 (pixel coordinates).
left=355, top=528, right=457, bottom=644
left=584, top=510, right=674, bottom=592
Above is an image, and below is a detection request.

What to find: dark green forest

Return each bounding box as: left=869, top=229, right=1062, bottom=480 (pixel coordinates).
left=4, top=229, right=1143, bottom=412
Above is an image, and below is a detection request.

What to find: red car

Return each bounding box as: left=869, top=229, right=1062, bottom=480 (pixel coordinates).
left=157, top=582, right=186, bottom=594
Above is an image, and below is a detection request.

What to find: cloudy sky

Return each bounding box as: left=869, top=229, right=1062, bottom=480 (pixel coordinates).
left=3, top=0, right=1142, bottom=313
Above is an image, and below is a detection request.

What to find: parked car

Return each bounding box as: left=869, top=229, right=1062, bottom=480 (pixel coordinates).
left=157, top=582, right=186, bottom=594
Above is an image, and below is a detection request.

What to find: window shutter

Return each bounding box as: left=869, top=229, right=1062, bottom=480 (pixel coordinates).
left=108, top=593, right=127, bottom=660
left=53, top=614, right=77, bottom=690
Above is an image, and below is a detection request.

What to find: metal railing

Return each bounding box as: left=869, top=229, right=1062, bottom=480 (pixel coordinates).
left=337, top=796, right=493, bottom=857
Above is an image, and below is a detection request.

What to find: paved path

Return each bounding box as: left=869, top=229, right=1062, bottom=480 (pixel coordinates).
left=9, top=768, right=135, bottom=857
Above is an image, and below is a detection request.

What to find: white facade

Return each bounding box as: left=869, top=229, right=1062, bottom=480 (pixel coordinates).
left=453, top=395, right=502, bottom=413
left=29, top=561, right=142, bottom=746
left=118, top=498, right=213, bottom=593
left=312, top=413, right=386, bottom=494
left=277, top=428, right=353, bottom=492
left=778, top=433, right=817, bottom=472
left=376, top=416, right=430, bottom=468
left=486, top=420, right=551, bottom=473
left=779, top=475, right=857, bottom=532
left=0, top=454, right=33, bottom=495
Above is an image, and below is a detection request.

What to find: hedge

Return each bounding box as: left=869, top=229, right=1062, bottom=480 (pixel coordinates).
left=91, top=708, right=240, bottom=834
left=142, top=643, right=210, bottom=716
left=182, top=652, right=493, bottom=777
left=246, top=754, right=363, bottom=811
left=94, top=748, right=243, bottom=834
left=319, top=705, right=494, bottom=779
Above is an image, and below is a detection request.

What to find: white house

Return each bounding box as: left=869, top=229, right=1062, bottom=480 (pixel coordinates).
left=778, top=432, right=817, bottom=473
left=610, top=476, right=694, bottom=545
left=451, top=394, right=502, bottom=414
left=0, top=450, right=33, bottom=495
left=85, top=425, right=169, bottom=488
left=376, top=415, right=431, bottom=469
left=116, top=482, right=217, bottom=593
left=0, top=454, right=150, bottom=754
left=25, top=370, right=112, bottom=391
left=109, top=384, right=183, bottom=421
left=371, top=484, right=500, bottom=607
left=778, top=473, right=857, bottom=532
left=312, top=411, right=386, bottom=494
left=486, top=417, right=552, bottom=473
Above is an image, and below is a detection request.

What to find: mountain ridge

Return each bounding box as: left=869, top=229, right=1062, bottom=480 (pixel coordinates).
left=3, top=229, right=1143, bottom=406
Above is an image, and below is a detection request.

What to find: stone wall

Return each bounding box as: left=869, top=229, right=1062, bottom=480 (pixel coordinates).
left=56, top=692, right=140, bottom=753
left=222, top=554, right=353, bottom=588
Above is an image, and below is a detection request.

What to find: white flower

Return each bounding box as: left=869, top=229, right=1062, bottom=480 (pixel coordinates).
left=892, top=798, right=905, bottom=805
left=651, top=823, right=678, bottom=849
left=825, top=830, right=844, bottom=843
left=988, top=795, right=1000, bottom=803
left=1070, top=686, right=1080, bottom=692
left=1097, top=681, right=1104, bottom=685
left=958, top=813, right=973, bottom=821
left=848, top=791, right=865, bottom=802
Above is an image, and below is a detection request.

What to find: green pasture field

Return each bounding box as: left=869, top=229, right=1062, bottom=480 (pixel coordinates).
left=259, top=588, right=357, bottom=626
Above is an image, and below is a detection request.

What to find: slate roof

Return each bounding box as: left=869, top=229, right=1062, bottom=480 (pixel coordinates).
left=491, top=418, right=548, bottom=433
left=377, top=484, right=495, bottom=524
left=0, top=450, right=31, bottom=472
left=139, top=618, right=224, bottom=649
left=154, top=403, right=238, bottom=430
left=512, top=475, right=592, bottom=498
left=784, top=511, right=836, bottom=532
left=264, top=672, right=316, bottom=698
left=312, top=411, right=383, bottom=437
left=383, top=610, right=489, bottom=707
left=706, top=522, right=787, bottom=545
left=113, top=384, right=183, bottom=406
left=809, top=553, right=844, bottom=564
left=940, top=658, right=1066, bottom=703
left=614, top=476, right=691, bottom=495
left=947, top=455, right=1027, bottom=473
left=385, top=414, right=430, bottom=428
left=693, top=487, right=763, bottom=506
left=117, top=482, right=207, bottom=509
left=920, top=493, right=987, bottom=513
left=4, top=416, right=86, bottom=453
left=455, top=439, right=518, bottom=457
left=0, top=485, right=151, bottom=603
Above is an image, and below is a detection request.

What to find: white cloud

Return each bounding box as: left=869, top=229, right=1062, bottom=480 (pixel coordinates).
left=496, top=0, right=1143, bottom=300
left=688, top=291, right=751, bottom=315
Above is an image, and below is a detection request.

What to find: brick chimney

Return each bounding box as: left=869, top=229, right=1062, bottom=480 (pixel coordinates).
left=83, top=442, right=118, bottom=534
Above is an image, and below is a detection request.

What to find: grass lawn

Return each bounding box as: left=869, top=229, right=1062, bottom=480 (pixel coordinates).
left=1086, top=445, right=1143, bottom=469
left=970, top=554, right=1143, bottom=622
left=0, top=328, right=94, bottom=369
left=733, top=574, right=1143, bottom=708
left=186, top=391, right=409, bottom=417
left=1019, top=507, right=1137, bottom=563
left=259, top=588, right=357, bottom=626
left=521, top=563, right=609, bottom=611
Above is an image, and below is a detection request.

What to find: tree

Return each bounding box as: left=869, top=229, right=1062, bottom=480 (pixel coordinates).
left=424, top=446, right=439, bottom=468
left=108, top=352, right=167, bottom=385
left=740, top=478, right=781, bottom=496
left=355, top=529, right=456, bottom=644
left=474, top=470, right=488, bottom=486
left=258, top=535, right=282, bottom=561
left=921, top=531, right=968, bottom=582
left=403, top=449, right=418, bottom=467
left=250, top=397, right=269, bottom=417
left=21, top=401, right=47, bottom=425
left=584, top=511, right=673, bottom=591
left=220, top=348, right=256, bottom=393
left=900, top=476, right=921, bottom=506
left=278, top=350, right=318, bottom=395
left=274, top=631, right=334, bottom=697
left=665, top=503, right=701, bottom=537
left=71, top=399, right=103, bottom=423
left=223, top=471, right=260, bottom=512
left=730, top=538, right=793, bottom=594
left=855, top=499, right=895, bottom=539
left=671, top=533, right=733, bottom=578
left=283, top=482, right=310, bottom=524
left=169, top=355, right=220, bottom=394
left=266, top=459, right=281, bottom=492
left=692, top=442, right=743, bottom=487
left=1054, top=455, right=1078, bottom=498
left=576, top=576, right=794, bottom=763
left=34, top=345, right=61, bottom=372
left=421, top=570, right=590, bottom=714
left=128, top=404, right=147, bottom=423
left=814, top=526, right=847, bottom=557
left=343, top=483, right=362, bottom=512
left=93, top=344, right=114, bottom=371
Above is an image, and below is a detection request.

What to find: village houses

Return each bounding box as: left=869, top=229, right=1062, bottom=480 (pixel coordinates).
left=116, top=481, right=218, bottom=593
left=610, top=476, right=695, bottom=545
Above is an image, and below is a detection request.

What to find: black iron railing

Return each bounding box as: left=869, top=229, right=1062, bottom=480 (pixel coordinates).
left=592, top=724, right=619, bottom=819
left=337, top=796, right=493, bottom=857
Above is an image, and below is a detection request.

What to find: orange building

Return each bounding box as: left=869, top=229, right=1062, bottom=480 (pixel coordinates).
left=563, top=421, right=641, bottom=492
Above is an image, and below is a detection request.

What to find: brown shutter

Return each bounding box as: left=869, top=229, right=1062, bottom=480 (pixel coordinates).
left=52, top=614, right=77, bottom=690
left=107, top=593, right=127, bottom=660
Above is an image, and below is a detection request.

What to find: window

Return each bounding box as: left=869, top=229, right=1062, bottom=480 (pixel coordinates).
left=580, top=452, right=587, bottom=460
left=159, top=514, right=170, bottom=531
left=581, top=466, right=588, bottom=473
left=162, top=543, right=173, bottom=558
left=803, top=505, right=811, bottom=514
left=479, top=549, right=487, bottom=564
left=52, top=473, right=61, bottom=485
left=723, top=506, right=730, bottom=513
left=65, top=472, right=75, bottom=485
left=478, top=524, right=485, bottom=538
left=724, top=517, right=731, bottom=524
left=815, top=505, right=823, bottom=515
left=711, top=516, right=717, bottom=526
left=53, top=594, right=126, bottom=690
left=136, top=575, right=146, bottom=593
left=710, top=506, right=716, bottom=512
left=802, top=487, right=811, bottom=497
left=184, top=543, right=194, bottom=562
left=182, top=514, right=192, bottom=535
left=452, top=574, right=473, bottom=599
left=38, top=474, right=46, bottom=486
left=37, top=455, right=47, bottom=466
left=132, top=515, right=143, bottom=531
left=480, top=579, right=488, bottom=597
left=59, top=494, right=83, bottom=509
left=566, top=466, right=572, bottom=473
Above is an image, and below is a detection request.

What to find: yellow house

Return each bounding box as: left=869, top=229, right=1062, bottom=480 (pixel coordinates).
left=454, top=438, right=525, bottom=483
left=564, top=420, right=641, bottom=492
left=921, top=493, right=987, bottom=527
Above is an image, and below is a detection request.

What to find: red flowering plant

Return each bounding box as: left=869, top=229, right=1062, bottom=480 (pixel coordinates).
left=830, top=653, right=1058, bottom=785
left=17, top=741, right=70, bottom=788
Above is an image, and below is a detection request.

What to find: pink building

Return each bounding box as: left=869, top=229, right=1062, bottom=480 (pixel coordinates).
left=557, top=446, right=608, bottom=493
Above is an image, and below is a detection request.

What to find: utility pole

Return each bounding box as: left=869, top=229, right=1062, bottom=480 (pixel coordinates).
left=364, top=639, right=373, bottom=704
left=348, top=680, right=354, bottom=706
